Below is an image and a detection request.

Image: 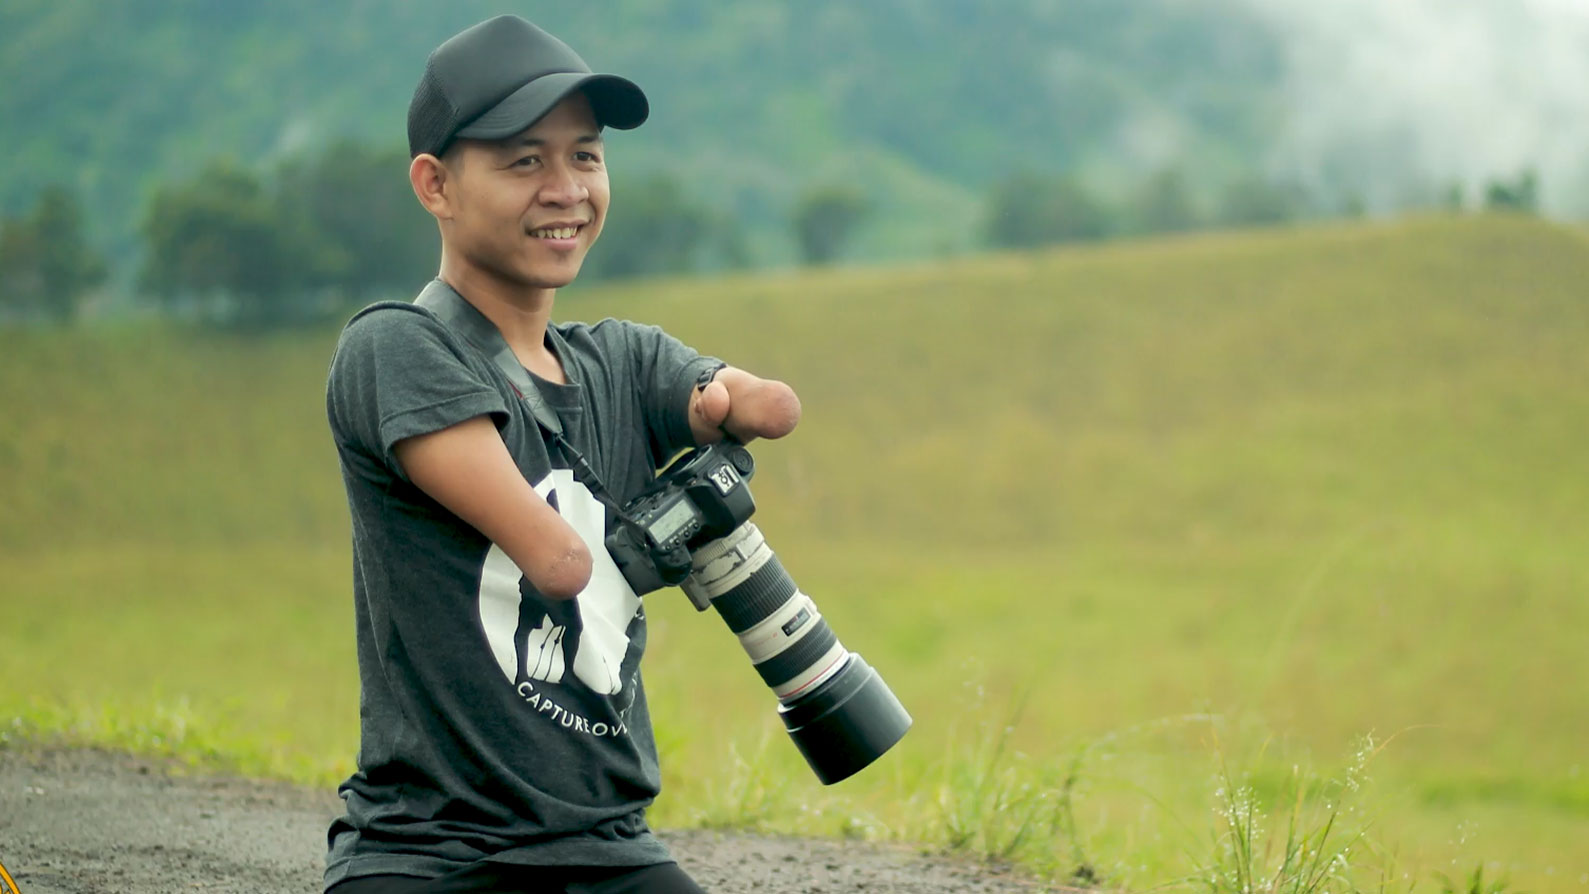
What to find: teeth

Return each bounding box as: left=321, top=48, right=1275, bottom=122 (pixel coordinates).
left=532, top=226, right=578, bottom=239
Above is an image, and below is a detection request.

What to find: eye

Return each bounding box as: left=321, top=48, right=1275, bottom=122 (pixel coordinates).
left=512, top=155, right=540, bottom=168
left=575, top=150, right=602, bottom=164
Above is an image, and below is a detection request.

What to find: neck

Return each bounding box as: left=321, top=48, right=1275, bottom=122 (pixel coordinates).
left=438, top=250, right=563, bottom=382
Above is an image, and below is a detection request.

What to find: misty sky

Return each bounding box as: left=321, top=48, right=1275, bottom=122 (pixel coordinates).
left=1240, top=0, right=1589, bottom=215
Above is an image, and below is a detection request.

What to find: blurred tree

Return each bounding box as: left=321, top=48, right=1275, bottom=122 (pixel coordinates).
left=0, top=185, right=107, bottom=323
left=1, top=0, right=1297, bottom=279
left=140, top=161, right=343, bottom=328
left=985, top=172, right=1112, bottom=249
left=1127, top=168, right=1200, bottom=236
left=1216, top=175, right=1304, bottom=228
left=985, top=173, right=1050, bottom=249
left=792, top=185, right=868, bottom=266
left=708, top=208, right=755, bottom=272
left=276, top=141, right=438, bottom=300
left=1484, top=169, right=1539, bottom=214
left=582, top=173, right=711, bottom=280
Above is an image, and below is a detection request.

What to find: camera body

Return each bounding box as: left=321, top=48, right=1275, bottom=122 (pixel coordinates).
left=603, top=438, right=912, bottom=785
left=605, top=440, right=758, bottom=597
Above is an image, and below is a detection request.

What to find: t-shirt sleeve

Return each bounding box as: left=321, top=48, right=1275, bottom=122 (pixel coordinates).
left=326, top=305, right=510, bottom=482
left=614, top=320, right=722, bottom=463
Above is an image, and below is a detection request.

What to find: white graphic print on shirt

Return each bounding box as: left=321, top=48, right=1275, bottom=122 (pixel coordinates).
left=477, top=469, right=642, bottom=697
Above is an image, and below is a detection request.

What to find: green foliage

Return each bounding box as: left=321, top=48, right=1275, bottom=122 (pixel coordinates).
left=935, top=695, right=1062, bottom=864
left=1129, top=168, right=1203, bottom=236
left=582, top=172, right=712, bottom=281
left=0, top=186, right=106, bottom=322
left=985, top=172, right=1113, bottom=249
left=1437, top=864, right=1523, bottom=894
left=137, top=143, right=440, bottom=328
left=0, top=0, right=1291, bottom=279
left=16, top=1, right=1567, bottom=292
left=1200, top=737, right=1379, bottom=894
left=791, top=184, right=869, bottom=265
left=139, top=160, right=341, bottom=328
left=1484, top=170, right=1539, bottom=214
left=276, top=141, right=437, bottom=300
left=682, top=735, right=795, bottom=831
left=1218, top=176, right=1306, bottom=228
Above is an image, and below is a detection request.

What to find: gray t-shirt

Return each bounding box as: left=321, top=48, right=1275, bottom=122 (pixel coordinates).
left=322, top=283, right=719, bottom=888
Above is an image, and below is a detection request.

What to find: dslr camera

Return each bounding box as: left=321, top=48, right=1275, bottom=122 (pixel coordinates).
left=605, top=440, right=911, bottom=784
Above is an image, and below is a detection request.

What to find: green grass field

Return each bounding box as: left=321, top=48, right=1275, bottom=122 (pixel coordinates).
left=3, top=215, right=1586, bottom=892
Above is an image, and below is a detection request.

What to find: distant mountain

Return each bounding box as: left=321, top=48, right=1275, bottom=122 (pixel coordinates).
left=1, top=0, right=1286, bottom=271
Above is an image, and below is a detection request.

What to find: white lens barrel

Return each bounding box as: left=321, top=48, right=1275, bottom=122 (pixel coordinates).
left=683, top=523, right=912, bottom=785
left=735, top=592, right=820, bottom=664
left=682, top=521, right=773, bottom=609
left=769, top=639, right=850, bottom=701
left=685, top=522, right=852, bottom=703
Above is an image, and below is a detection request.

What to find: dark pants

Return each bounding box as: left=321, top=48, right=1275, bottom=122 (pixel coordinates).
left=327, top=861, right=706, bottom=894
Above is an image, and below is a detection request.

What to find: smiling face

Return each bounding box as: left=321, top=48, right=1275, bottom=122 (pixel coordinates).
left=434, top=91, right=609, bottom=291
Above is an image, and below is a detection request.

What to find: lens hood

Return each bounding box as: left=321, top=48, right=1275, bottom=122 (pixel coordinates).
left=778, top=653, right=912, bottom=784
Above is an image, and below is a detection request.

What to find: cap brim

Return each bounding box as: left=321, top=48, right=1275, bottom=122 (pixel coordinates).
left=455, top=71, right=648, bottom=141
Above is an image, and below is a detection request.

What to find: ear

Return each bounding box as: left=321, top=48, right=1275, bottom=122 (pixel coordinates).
left=410, top=153, right=453, bottom=220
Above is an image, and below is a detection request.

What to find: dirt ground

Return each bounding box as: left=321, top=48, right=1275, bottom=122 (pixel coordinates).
left=0, top=746, right=1060, bottom=893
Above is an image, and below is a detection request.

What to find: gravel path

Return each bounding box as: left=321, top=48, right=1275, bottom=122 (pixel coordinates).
left=0, top=746, right=1060, bottom=894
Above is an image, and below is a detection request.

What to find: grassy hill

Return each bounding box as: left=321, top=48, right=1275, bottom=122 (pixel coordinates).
left=2, top=215, right=1586, bottom=890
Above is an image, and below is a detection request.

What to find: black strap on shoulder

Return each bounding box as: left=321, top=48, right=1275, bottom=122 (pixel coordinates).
left=411, top=279, right=636, bottom=527
left=414, top=279, right=565, bottom=439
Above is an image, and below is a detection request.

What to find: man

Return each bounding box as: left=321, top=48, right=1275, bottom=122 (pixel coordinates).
left=322, top=15, right=799, bottom=894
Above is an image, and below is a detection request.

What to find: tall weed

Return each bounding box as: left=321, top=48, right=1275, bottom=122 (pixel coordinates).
left=1197, top=733, right=1387, bottom=894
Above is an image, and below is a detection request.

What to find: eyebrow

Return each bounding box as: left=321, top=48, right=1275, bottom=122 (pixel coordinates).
left=505, top=133, right=603, bottom=150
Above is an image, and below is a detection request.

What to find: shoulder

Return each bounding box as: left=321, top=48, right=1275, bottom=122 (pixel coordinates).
left=340, top=300, right=452, bottom=344
left=553, top=316, right=628, bottom=340
left=327, top=301, right=494, bottom=404
left=553, top=317, right=636, bottom=359
left=554, top=317, right=672, bottom=353
left=334, top=301, right=473, bottom=364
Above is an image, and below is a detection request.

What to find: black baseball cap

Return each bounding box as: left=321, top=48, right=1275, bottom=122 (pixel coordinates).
left=407, top=15, right=649, bottom=158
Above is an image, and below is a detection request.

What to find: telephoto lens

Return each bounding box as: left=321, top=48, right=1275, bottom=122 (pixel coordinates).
left=682, top=522, right=911, bottom=784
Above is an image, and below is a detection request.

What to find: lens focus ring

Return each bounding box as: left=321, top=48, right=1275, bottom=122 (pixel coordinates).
left=753, top=619, right=839, bottom=688
left=710, top=553, right=798, bottom=633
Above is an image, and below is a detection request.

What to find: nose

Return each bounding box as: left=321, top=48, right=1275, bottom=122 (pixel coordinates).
left=537, top=161, right=587, bottom=208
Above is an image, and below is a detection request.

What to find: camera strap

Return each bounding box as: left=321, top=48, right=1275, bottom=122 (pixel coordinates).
left=413, top=280, right=634, bottom=526
left=415, top=279, right=566, bottom=438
